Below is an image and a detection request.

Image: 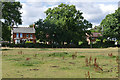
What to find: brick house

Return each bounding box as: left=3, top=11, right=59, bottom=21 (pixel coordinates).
left=91, top=32, right=102, bottom=42
left=86, top=32, right=102, bottom=44
left=11, top=27, right=36, bottom=44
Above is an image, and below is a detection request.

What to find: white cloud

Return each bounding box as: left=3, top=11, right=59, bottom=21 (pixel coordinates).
left=18, top=0, right=120, bottom=2
left=99, top=4, right=117, bottom=13
left=72, top=2, right=118, bottom=27
left=19, top=2, right=48, bottom=26
left=18, top=1, right=118, bottom=28
left=19, top=2, right=62, bottom=27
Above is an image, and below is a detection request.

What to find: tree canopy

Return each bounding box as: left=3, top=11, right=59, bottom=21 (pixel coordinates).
left=100, top=8, right=120, bottom=40
left=1, top=2, right=22, bottom=41
left=35, top=3, right=92, bottom=45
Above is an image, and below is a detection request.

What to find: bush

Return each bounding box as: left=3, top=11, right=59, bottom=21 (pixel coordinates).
left=2, top=43, right=53, bottom=48
left=1, top=41, right=116, bottom=48
left=25, top=41, right=33, bottom=44
left=79, top=43, right=90, bottom=48
left=92, top=41, right=115, bottom=48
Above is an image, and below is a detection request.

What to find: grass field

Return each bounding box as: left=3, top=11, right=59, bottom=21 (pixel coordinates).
left=2, top=47, right=119, bottom=78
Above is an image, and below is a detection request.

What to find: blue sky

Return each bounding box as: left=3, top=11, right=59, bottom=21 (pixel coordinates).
left=16, top=0, right=119, bottom=28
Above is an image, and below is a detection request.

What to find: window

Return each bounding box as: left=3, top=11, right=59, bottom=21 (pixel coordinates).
left=16, top=33, right=19, bottom=38
left=26, top=34, right=29, bottom=37
left=20, top=33, right=23, bottom=38
left=92, top=37, right=95, bottom=40
left=30, top=34, right=33, bottom=38
left=15, top=40, right=20, bottom=44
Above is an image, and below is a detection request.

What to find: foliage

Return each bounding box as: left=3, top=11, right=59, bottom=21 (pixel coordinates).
left=90, top=26, right=102, bottom=33
left=2, top=41, right=116, bottom=48
left=34, top=19, right=45, bottom=41
left=25, top=41, right=33, bottom=44
left=1, top=2, right=22, bottom=41
left=29, top=24, right=34, bottom=28
left=100, top=8, right=120, bottom=40
left=35, top=3, right=92, bottom=45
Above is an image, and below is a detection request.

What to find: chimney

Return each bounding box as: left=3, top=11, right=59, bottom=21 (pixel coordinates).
left=118, top=1, right=120, bottom=8
left=33, top=24, right=35, bottom=28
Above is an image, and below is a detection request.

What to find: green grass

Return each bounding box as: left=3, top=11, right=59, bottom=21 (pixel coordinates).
left=78, top=55, right=85, bottom=58
left=48, top=52, right=69, bottom=57
left=2, top=47, right=119, bottom=78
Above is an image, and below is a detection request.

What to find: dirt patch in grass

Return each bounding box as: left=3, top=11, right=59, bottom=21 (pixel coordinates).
left=51, top=65, right=59, bottom=68
left=69, top=62, right=75, bottom=64
left=29, top=69, right=39, bottom=71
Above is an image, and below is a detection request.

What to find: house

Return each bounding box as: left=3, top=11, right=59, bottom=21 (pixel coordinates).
left=11, top=26, right=36, bottom=44
left=86, top=32, right=102, bottom=44
left=91, top=32, right=102, bottom=42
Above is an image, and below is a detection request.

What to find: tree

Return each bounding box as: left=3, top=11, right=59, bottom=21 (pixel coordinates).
left=90, top=25, right=102, bottom=33
left=100, top=8, right=120, bottom=40
left=29, top=24, right=33, bottom=28
left=36, top=3, right=92, bottom=45
left=1, top=2, right=22, bottom=41
left=34, top=19, right=46, bottom=42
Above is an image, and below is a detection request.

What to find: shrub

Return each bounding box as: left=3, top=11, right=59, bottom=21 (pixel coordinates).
left=1, top=40, right=116, bottom=48
left=25, top=41, right=33, bottom=44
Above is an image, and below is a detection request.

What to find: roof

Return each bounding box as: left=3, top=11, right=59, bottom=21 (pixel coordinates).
left=13, top=27, right=35, bottom=33
left=92, top=32, right=102, bottom=37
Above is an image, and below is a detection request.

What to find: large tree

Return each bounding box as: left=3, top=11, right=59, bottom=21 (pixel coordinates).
left=1, top=2, right=22, bottom=41
left=100, top=8, right=120, bottom=40
left=34, top=19, right=46, bottom=42
left=35, top=3, right=92, bottom=45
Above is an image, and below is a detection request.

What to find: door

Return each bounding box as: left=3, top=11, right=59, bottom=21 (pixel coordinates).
left=15, top=40, right=20, bottom=44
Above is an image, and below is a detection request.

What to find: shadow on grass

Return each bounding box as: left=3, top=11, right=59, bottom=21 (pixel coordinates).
left=2, top=49, right=12, bottom=51
left=16, top=61, right=44, bottom=66
left=97, top=55, right=117, bottom=59
left=48, top=52, right=69, bottom=57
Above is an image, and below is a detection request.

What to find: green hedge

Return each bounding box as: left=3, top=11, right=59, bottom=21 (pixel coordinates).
left=2, top=41, right=116, bottom=48
left=92, top=41, right=115, bottom=48
left=2, top=43, right=52, bottom=48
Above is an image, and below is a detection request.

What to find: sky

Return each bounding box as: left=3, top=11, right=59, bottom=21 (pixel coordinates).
left=16, top=0, right=119, bottom=28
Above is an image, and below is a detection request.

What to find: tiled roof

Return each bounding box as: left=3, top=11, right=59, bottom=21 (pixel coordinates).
left=92, top=32, right=102, bottom=37
left=13, top=27, right=35, bottom=33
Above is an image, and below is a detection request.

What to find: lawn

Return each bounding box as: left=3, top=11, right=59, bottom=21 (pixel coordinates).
left=2, top=47, right=119, bottom=78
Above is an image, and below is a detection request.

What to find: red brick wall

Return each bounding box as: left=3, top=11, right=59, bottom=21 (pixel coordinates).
left=13, top=33, right=36, bottom=43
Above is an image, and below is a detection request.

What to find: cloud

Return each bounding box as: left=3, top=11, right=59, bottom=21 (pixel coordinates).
left=19, top=2, right=62, bottom=27
left=18, top=0, right=120, bottom=2
left=18, top=1, right=118, bottom=28
left=69, top=2, right=118, bottom=27
left=19, top=2, right=48, bottom=26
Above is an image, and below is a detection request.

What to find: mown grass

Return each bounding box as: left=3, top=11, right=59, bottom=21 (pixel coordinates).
left=2, top=47, right=119, bottom=78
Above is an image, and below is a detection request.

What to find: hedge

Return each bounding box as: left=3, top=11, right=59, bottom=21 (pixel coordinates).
left=1, top=41, right=117, bottom=48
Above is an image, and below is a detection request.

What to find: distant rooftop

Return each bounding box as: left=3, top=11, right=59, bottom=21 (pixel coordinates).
left=13, top=27, right=35, bottom=33
left=92, top=32, right=102, bottom=37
